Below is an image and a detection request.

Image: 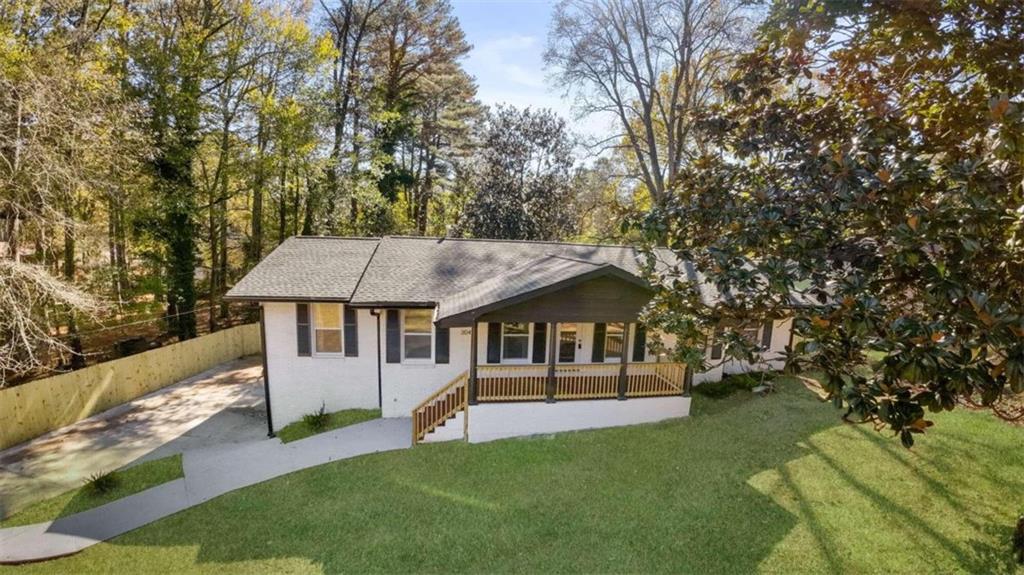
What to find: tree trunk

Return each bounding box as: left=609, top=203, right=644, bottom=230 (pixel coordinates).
left=278, top=160, right=287, bottom=244
left=208, top=184, right=219, bottom=333
left=63, top=217, right=85, bottom=369
left=249, top=113, right=266, bottom=267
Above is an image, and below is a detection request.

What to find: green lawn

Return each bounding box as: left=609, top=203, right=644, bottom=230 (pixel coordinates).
left=6, top=379, right=1024, bottom=574
left=276, top=408, right=381, bottom=443
left=0, top=455, right=183, bottom=528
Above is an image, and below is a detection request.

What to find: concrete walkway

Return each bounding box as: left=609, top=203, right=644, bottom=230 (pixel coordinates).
left=0, top=357, right=265, bottom=519
left=0, top=417, right=413, bottom=564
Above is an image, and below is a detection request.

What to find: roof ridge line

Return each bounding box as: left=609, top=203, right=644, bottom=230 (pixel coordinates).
left=380, top=235, right=643, bottom=250
left=292, top=235, right=381, bottom=241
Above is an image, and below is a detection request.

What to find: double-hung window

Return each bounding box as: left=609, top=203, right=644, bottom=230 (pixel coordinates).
left=312, top=303, right=343, bottom=354
left=605, top=323, right=625, bottom=361
left=740, top=324, right=761, bottom=345
left=501, top=323, right=530, bottom=361
left=403, top=309, right=433, bottom=360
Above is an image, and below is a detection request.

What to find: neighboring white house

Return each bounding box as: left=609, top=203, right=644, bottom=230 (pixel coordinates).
left=225, top=236, right=794, bottom=444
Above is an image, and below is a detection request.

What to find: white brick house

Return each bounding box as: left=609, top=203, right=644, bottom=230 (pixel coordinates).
left=226, top=236, right=793, bottom=444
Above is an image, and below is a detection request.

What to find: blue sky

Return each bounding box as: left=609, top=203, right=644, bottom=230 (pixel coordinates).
left=452, top=0, right=612, bottom=140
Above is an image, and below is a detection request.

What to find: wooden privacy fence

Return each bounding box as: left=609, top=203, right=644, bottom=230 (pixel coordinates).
left=0, top=323, right=261, bottom=450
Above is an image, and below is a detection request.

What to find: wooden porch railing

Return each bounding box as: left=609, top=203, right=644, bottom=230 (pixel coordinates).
left=411, top=371, right=468, bottom=444
left=554, top=363, right=619, bottom=399
left=626, top=362, right=684, bottom=397
left=476, top=365, right=547, bottom=401
left=476, top=362, right=685, bottom=402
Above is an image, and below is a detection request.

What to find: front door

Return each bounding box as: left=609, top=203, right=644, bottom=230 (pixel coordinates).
left=558, top=323, right=579, bottom=363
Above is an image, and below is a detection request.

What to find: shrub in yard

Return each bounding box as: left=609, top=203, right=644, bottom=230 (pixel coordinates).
left=725, top=371, right=774, bottom=391
left=302, top=403, right=329, bottom=432
left=84, top=471, right=120, bottom=495
left=694, top=380, right=740, bottom=399
left=695, top=372, right=776, bottom=399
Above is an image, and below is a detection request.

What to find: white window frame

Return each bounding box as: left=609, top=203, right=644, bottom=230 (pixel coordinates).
left=401, top=308, right=434, bottom=363
left=311, top=303, right=344, bottom=357
left=501, top=322, right=532, bottom=364
left=604, top=322, right=625, bottom=363
left=740, top=323, right=762, bottom=347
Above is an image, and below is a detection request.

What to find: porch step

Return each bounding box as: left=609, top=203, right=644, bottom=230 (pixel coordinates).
left=411, top=371, right=468, bottom=444
left=421, top=411, right=465, bottom=443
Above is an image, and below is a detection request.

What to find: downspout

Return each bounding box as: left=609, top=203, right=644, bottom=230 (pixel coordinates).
left=370, top=309, right=383, bottom=409
left=259, top=305, right=275, bottom=437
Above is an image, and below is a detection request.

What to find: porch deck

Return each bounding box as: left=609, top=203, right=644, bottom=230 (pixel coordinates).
left=411, top=362, right=687, bottom=444
left=476, top=362, right=684, bottom=402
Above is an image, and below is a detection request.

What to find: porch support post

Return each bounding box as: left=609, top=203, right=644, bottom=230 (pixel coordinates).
left=617, top=322, right=631, bottom=400
left=469, top=320, right=479, bottom=405
left=545, top=322, right=557, bottom=403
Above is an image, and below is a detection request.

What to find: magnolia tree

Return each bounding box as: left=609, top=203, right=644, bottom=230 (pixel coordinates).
left=640, top=1, right=1024, bottom=446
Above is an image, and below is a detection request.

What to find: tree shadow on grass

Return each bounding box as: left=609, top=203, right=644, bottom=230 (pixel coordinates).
left=29, top=381, right=834, bottom=573
left=28, top=379, right=1021, bottom=574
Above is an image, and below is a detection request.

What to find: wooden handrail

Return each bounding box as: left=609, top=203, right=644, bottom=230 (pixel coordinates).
left=411, top=370, right=468, bottom=444
left=475, top=362, right=685, bottom=402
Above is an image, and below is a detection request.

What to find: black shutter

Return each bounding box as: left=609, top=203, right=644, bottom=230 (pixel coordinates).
left=487, top=323, right=501, bottom=363
left=591, top=323, right=606, bottom=362
left=632, top=324, right=647, bottom=362
left=386, top=310, right=400, bottom=363
left=343, top=306, right=358, bottom=357
left=710, top=326, right=724, bottom=360
left=761, top=320, right=773, bottom=350
left=532, top=323, right=547, bottom=363
left=435, top=326, right=450, bottom=364
left=296, top=303, right=311, bottom=356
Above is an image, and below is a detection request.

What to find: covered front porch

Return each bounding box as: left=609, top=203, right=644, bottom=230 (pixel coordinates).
left=412, top=255, right=691, bottom=444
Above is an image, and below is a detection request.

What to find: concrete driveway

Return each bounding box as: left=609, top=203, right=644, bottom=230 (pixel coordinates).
left=0, top=356, right=266, bottom=519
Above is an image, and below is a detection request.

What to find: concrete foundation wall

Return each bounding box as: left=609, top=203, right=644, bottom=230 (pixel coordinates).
left=466, top=395, right=691, bottom=443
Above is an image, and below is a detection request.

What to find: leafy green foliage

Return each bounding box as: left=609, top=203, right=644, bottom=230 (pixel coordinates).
left=83, top=470, right=121, bottom=496
left=459, top=106, right=578, bottom=240
left=642, top=1, right=1024, bottom=444
left=694, top=371, right=774, bottom=398
left=301, top=403, right=330, bottom=432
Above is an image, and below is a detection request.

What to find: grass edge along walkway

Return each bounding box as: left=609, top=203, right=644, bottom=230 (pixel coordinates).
left=0, top=454, right=183, bottom=528
left=5, top=376, right=1023, bottom=574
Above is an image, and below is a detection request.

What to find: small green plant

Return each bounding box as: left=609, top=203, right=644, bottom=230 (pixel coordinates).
left=84, top=470, right=120, bottom=495
left=302, top=402, right=329, bottom=432
left=694, top=371, right=776, bottom=399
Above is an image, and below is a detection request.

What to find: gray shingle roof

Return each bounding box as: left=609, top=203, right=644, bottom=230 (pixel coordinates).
left=349, top=236, right=665, bottom=305
left=226, top=235, right=720, bottom=307
left=224, top=236, right=379, bottom=301
left=434, top=255, right=647, bottom=323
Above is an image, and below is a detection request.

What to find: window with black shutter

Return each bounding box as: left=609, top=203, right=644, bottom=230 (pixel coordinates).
left=531, top=323, right=547, bottom=363
left=710, top=326, right=724, bottom=360
left=761, top=320, right=773, bottom=350
left=386, top=310, right=400, bottom=363
left=632, top=324, right=647, bottom=362
left=486, top=323, right=501, bottom=363
left=435, top=326, right=450, bottom=364
left=591, top=323, right=606, bottom=362
left=296, top=303, right=311, bottom=356
left=343, top=306, right=358, bottom=357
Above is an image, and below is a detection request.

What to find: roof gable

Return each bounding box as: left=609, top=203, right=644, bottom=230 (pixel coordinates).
left=434, top=255, right=650, bottom=326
